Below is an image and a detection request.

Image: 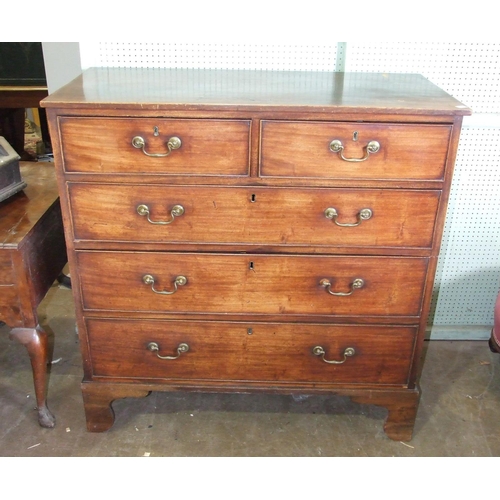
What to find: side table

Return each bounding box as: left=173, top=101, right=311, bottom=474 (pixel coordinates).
left=0, top=163, right=67, bottom=427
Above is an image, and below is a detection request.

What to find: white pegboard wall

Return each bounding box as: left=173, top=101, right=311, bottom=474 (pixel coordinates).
left=430, top=126, right=500, bottom=328
left=79, top=42, right=500, bottom=113
left=80, top=42, right=339, bottom=71
left=344, top=42, right=500, bottom=114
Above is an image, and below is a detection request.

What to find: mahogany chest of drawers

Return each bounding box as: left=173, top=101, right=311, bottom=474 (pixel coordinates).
left=42, top=68, right=470, bottom=440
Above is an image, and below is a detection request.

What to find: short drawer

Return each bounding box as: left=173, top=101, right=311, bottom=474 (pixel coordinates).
left=260, top=121, right=451, bottom=181
left=77, top=252, right=428, bottom=317
left=86, top=319, right=416, bottom=386
left=68, top=183, right=440, bottom=250
left=59, top=117, right=251, bottom=176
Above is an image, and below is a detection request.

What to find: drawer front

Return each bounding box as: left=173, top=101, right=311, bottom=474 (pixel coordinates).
left=0, top=285, right=21, bottom=325
left=59, top=117, right=251, bottom=176
left=86, top=319, right=416, bottom=385
left=77, top=252, right=427, bottom=317
left=69, top=183, right=440, bottom=249
left=0, top=253, right=13, bottom=284
left=260, top=121, right=451, bottom=180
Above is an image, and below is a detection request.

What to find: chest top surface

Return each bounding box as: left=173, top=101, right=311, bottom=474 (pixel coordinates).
left=41, top=68, right=471, bottom=116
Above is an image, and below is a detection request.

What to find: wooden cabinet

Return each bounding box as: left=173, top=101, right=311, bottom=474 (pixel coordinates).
left=42, top=68, right=470, bottom=440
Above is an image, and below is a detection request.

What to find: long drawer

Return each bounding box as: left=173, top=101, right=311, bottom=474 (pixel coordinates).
left=0, top=253, right=13, bottom=284
left=77, top=252, right=428, bottom=317
left=68, top=183, right=440, bottom=249
left=59, top=117, right=251, bottom=176
left=86, top=319, right=417, bottom=385
left=260, top=121, right=451, bottom=180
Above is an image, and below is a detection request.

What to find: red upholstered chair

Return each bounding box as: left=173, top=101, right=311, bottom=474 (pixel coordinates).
left=490, top=289, right=500, bottom=353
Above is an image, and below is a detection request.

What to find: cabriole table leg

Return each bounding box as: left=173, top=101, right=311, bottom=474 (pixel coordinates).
left=9, top=325, right=55, bottom=428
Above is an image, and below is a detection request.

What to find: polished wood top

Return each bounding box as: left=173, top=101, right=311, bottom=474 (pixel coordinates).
left=41, top=67, right=471, bottom=116
left=0, top=163, right=59, bottom=248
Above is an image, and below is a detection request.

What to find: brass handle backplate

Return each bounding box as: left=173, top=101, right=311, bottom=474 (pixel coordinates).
left=320, top=278, right=364, bottom=296
left=143, top=274, right=187, bottom=295
left=329, top=139, right=380, bottom=162
left=137, top=204, right=185, bottom=225
left=147, top=342, right=189, bottom=360
left=324, top=207, right=373, bottom=227
left=313, top=346, right=356, bottom=364
left=132, top=135, right=182, bottom=157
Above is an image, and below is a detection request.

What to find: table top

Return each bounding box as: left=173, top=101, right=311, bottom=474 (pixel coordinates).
left=0, top=87, right=48, bottom=108
left=41, top=67, right=471, bottom=116
left=0, top=86, right=48, bottom=92
left=0, top=163, right=59, bottom=248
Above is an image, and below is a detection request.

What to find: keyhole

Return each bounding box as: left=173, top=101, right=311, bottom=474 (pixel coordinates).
left=353, top=131, right=359, bottom=141
left=247, top=328, right=253, bottom=335
left=153, top=126, right=160, bottom=136
left=249, top=261, right=254, bottom=270
left=251, top=194, right=256, bottom=203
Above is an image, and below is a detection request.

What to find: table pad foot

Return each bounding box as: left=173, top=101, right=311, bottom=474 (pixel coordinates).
left=37, top=405, right=56, bottom=428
